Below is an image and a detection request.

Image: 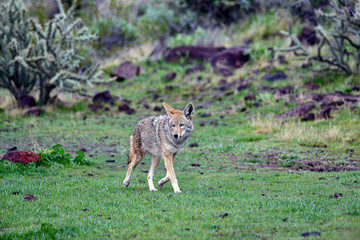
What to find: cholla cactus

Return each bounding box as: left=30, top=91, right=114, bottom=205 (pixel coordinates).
left=277, top=0, right=360, bottom=74
left=0, top=0, right=38, bottom=100
left=0, top=0, right=105, bottom=105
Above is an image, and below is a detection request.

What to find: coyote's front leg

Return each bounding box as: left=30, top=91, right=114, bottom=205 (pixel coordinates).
left=163, top=152, right=181, bottom=193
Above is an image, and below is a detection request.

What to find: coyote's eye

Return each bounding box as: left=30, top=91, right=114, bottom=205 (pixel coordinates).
left=180, top=124, right=185, bottom=127
left=171, top=124, right=175, bottom=128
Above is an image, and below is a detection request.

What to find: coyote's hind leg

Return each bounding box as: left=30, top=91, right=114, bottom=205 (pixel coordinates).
left=123, top=135, right=144, bottom=187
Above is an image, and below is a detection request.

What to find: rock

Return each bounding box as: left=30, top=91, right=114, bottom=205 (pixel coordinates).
left=301, top=232, right=321, bottom=237
left=23, top=194, right=37, bottom=201
left=185, top=64, right=205, bottom=75
left=329, top=193, right=343, bottom=199
left=118, top=104, right=135, bottom=115
left=79, top=147, right=87, bottom=152
left=302, top=82, right=320, bottom=90
left=244, top=94, right=256, bottom=101
left=298, top=27, right=319, bottom=46
left=211, top=46, right=250, bottom=69
left=2, top=150, right=41, bottom=165
left=139, top=180, right=145, bottom=183
left=215, top=81, right=237, bottom=92
left=191, top=163, right=201, bottom=167
left=316, top=106, right=331, bottom=119
left=165, top=85, right=174, bottom=91
left=143, top=103, right=150, bottom=109
left=210, top=119, right=218, bottom=126
left=237, top=82, right=250, bottom=91
left=106, top=159, right=116, bottom=163
left=276, top=85, right=294, bottom=95
left=164, top=45, right=225, bottom=62
left=279, top=102, right=316, bottom=118
left=112, top=61, right=142, bottom=81
left=87, top=104, right=103, bottom=111
left=7, top=146, right=17, bottom=152
left=12, top=191, right=19, bottom=195
left=189, top=142, right=199, bottom=148
left=216, top=212, right=229, bottom=218
left=200, top=113, right=211, bottom=118
left=25, top=107, right=44, bottom=116
left=18, top=95, right=36, bottom=108
left=262, top=71, right=287, bottom=81
left=93, top=91, right=114, bottom=105
left=153, top=106, right=162, bottom=112
left=301, top=113, right=315, bottom=121
left=162, top=72, right=177, bottom=82
left=350, top=83, right=360, bottom=91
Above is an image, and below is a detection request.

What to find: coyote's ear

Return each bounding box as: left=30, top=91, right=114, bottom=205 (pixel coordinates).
left=183, top=102, right=194, bottom=121
left=163, top=102, right=177, bottom=116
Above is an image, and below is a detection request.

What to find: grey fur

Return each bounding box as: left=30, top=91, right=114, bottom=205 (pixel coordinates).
left=123, top=102, right=195, bottom=193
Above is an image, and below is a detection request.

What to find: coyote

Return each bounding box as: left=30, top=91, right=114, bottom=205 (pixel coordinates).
left=123, top=102, right=195, bottom=193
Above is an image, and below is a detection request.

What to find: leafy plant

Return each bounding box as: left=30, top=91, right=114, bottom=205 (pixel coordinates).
left=37, top=144, right=90, bottom=167
left=245, top=43, right=272, bottom=62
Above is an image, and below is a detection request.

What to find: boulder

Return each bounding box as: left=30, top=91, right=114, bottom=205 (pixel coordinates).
left=18, top=96, right=36, bottom=109
left=279, top=102, right=316, bottom=118
left=93, top=91, right=114, bottom=105
left=118, top=104, right=135, bottom=115
left=111, top=61, right=143, bottom=81
left=2, top=150, right=41, bottom=165
left=262, top=71, right=287, bottom=82
left=211, top=46, right=250, bottom=69
left=164, top=45, right=225, bottom=62
left=162, top=72, right=177, bottom=82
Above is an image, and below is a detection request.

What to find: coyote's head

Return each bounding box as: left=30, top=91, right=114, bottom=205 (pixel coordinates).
left=163, top=102, right=195, bottom=141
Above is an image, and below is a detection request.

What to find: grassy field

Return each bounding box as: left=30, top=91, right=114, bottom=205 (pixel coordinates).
left=1, top=10, right=360, bottom=239
left=1, top=61, right=360, bottom=239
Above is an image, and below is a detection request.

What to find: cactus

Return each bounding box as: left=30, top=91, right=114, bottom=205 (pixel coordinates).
left=277, top=0, right=360, bottom=75
left=0, top=0, right=106, bottom=105
left=0, top=0, right=38, bottom=100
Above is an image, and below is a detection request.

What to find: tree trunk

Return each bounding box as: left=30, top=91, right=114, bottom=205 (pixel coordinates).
left=38, top=83, right=56, bottom=106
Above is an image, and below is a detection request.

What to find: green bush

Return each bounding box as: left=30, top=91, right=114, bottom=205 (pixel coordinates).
left=38, top=144, right=90, bottom=167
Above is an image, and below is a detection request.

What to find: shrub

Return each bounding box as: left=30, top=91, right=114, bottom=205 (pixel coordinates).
left=0, top=0, right=106, bottom=105
left=38, top=144, right=90, bottom=167
left=277, top=0, right=360, bottom=74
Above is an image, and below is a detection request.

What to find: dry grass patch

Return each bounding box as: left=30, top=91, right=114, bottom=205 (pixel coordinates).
left=277, top=122, right=360, bottom=147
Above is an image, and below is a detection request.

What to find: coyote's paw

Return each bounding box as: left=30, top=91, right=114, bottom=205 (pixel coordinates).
left=158, top=180, right=166, bottom=188
left=149, top=188, right=158, bottom=192
left=174, top=188, right=182, bottom=194
left=123, top=180, right=130, bottom=187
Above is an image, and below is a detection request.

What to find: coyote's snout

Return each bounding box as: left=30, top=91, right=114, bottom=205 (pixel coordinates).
left=123, top=102, right=195, bottom=193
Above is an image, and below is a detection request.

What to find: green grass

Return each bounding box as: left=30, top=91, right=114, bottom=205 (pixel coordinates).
left=1, top=162, right=360, bottom=239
